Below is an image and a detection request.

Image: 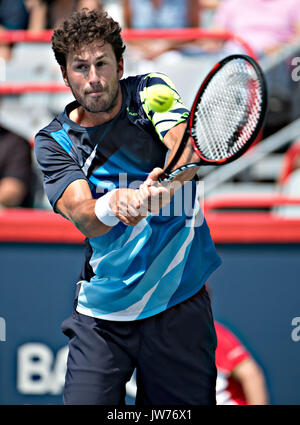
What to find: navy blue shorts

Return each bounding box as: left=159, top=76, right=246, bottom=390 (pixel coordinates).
left=61, top=285, right=217, bottom=405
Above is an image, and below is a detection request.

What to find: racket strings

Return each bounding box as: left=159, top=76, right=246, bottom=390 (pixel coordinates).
left=192, top=58, right=263, bottom=161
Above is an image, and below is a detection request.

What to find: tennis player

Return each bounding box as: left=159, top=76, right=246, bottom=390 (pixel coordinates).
left=34, top=9, right=221, bottom=405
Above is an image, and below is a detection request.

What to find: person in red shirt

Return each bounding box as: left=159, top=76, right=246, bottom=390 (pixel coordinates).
left=215, top=321, right=269, bottom=405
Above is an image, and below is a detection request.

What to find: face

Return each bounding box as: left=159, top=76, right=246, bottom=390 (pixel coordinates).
left=62, top=41, right=124, bottom=114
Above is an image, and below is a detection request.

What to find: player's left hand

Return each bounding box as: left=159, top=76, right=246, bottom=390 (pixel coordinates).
left=136, top=168, right=173, bottom=215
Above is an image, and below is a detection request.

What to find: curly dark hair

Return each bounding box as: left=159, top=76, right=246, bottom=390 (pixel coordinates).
left=51, top=9, right=126, bottom=67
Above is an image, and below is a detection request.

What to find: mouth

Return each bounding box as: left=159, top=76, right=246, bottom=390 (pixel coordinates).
left=87, top=91, right=103, bottom=96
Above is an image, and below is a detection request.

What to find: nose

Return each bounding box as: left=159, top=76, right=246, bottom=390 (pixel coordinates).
left=88, top=65, right=100, bottom=84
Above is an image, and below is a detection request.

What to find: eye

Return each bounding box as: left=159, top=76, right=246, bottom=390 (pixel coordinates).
left=76, top=64, right=88, bottom=71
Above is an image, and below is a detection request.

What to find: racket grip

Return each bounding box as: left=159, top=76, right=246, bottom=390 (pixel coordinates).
left=158, top=171, right=168, bottom=182
left=158, top=165, right=197, bottom=182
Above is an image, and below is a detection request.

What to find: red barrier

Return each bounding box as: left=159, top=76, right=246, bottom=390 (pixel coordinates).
left=202, top=193, right=300, bottom=242
left=0, top=28, right=257, bottom=59
left=0, top=29, right=53, bottom=43
left=205, top=194, right=300, bottom=210
left=0, top=82, right=69, bottom=94
left=0, top=208, right=84, bottom=244
left=206, top=212, right=300, bottom=243
left=1, top=208, right=300, bottom=244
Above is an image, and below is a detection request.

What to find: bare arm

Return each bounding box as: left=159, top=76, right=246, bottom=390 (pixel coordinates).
left=55, top=178, right=158, bottom=237
left=55, top=179, right=112, bottom=238
left=122, top=0, right=132, bottom=28
left=188, top=0, right=201, bottom=28
left=232, top=358, right=269, bottom=405
left=25, top=0, right=47, bottom=30
left=0, top=177, right=28, bottom=207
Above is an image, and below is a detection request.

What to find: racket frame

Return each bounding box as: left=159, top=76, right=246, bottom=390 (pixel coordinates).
left=189, top=54, right=268, bottom=165
left=159, top=54, right=268, bottom=182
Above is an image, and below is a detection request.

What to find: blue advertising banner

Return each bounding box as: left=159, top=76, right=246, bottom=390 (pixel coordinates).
left=1, top=241, right=300, bottom=405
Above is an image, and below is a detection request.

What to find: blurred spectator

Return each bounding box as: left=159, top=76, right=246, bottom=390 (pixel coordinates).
left=197, top=0, right=220, bottom=29
left=206, top=0, right=300, bottom=136
left=44, top=0, right=102, bottom=28
left=211, top=0, right=300, bottom=57
left=122, top=0, right=201, bottom=60
left=0, top=0, right=46, bottom=31
left=25, top=0, right=48, bottom=30
left=0, top=0, right=47, bottom=61
left=123, top=0, right=200, bottom=29
left=215, top=321, right=269, bottom=405
left=0, top=126, right=33, bottom=207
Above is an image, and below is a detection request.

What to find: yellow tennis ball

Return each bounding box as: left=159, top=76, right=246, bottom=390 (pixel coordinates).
left=146, top=84, right=174, bottom=113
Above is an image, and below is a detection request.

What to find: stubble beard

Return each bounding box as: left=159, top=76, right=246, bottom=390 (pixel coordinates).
left=68, top=76, right=120, bottom=114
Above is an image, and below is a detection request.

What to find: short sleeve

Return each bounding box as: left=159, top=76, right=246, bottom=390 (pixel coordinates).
left=139, top=72, right=190, bottom=141
left=34, top=132, right=88, bottom=211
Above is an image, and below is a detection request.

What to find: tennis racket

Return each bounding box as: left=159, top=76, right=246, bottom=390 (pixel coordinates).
left=159, top=54, right=267, bottom=182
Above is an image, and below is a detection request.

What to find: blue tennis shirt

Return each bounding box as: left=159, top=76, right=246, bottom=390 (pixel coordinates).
left=35, top=73, right=221, bottom=321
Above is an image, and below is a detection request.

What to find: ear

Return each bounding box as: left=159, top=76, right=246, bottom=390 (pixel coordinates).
left=117, top=57, right=124, bottom=79
left=60, top=66, right=70, bottom=88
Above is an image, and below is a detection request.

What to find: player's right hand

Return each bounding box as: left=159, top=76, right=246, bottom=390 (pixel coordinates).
left=136, top=168, right=172, bottom=215
left=108, top=168, right=171, bottom=225
left=109, top=187, right=147, bottom=226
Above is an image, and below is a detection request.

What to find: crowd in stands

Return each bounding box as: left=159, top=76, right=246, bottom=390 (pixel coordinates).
left=0, top=0, right=102, bottom=62
left=0, top=0, right=103, bottom=208
left=0, top=0, right=300, bottom=212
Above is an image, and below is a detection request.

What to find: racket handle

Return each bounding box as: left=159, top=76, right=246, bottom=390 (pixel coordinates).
left=158, top=169, right=181, bottom=182
left=162, top=130, right=190, bottom=178
left=158, top=163, right=200, bottom=182
left=158, top=171, right=168, bottom=182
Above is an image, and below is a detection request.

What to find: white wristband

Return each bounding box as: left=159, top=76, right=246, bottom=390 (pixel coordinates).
left=94, top=190, right=120, bottom=227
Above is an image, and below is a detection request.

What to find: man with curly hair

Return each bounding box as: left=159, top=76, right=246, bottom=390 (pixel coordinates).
left=34, top=8, right=221, bottom=405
